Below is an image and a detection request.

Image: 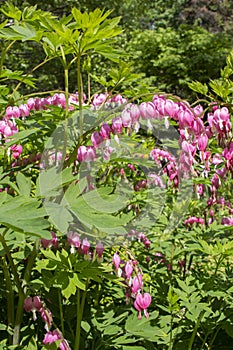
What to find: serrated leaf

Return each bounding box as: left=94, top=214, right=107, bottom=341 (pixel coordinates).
left=1, top=3, right=22, bottom=21
left=6, top=128, right=40, bottom=147
left=36, top=166, right=75, bottom=197
left=72, top=273, right=86, bottom=290
left=0, top=193, right=50, bottom=237
left=16, top=172, right=31, bottom=197
left=187, top=81, right=208, bottom=95
left=44, top=201, right=73, bottom=233
left=125, top=311, right=164, bottom=342
left=62, top=275, right=77, bottom=299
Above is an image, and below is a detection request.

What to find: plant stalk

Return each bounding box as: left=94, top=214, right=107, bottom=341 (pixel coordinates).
left=74, top=280, right=89, bottom=350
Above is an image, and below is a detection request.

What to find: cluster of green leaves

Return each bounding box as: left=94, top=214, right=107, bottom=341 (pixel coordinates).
left=189, top=49, right=233, bottom=103
left=126, top=25, right=233, bottom=99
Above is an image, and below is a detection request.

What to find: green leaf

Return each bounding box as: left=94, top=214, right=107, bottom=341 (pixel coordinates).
left=125, top=311, right=164, bottom=342
left=209, top=79, right=232, bottom=99
left=103, top=324, right=121, bottom=335
left=0, top=68, right=36, bottom=87
left=44, top=201, right=73, bottom=233
left=36, top=166, right=75, bottom=197
left=80, top=187, right=126, bottom=214
left=187, top=81, right=208, bottom=95
left=1, top=3, right=22, bottom=21
left=113, top=335, right=140, bottom=345
left=24, top=337, right=38, bottom=350
left=0, top=23, right=42, bottom=42
left=72, top=273, right=86, bottom=290
left=6, top=128, right=40, bottom=147
left=16, top=172, right=31, bottom=197
left=123, top=347, right=146, bottom=350
left=0, top=192, right=50, bottom=238
left=61, top=275, right=77, bottom=299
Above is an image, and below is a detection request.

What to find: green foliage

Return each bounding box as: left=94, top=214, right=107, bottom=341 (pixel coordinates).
left=188, top=49, right=233, bottom=102
left=0, top=2, right=233, bottom=350
left=127, top=26, right=232, bottom=99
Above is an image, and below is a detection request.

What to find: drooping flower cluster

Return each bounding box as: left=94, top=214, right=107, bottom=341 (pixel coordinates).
left=66, top=231, right=104, bottom=262
left=112, top=251, right=152, bottom=319
left=24, top=296, right=70, bottom=349
left=2, top=91, right=233, bottom=250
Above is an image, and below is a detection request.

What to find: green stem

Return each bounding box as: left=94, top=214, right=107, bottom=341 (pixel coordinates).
left=187, top=256, right=222, bottom=350
left=0, top=230, right=23, bottom=296
left=13, top=240, right=39, bottom=345
left=208, top=326, right=221, bottom=349
left=168, top=314, right=173, bottom=350
left=77, top=54, right=83, bottom=141
left=59, top=45, right=69, bottom=169
left=199, top=331, right=210, bottom=350
left=23, top=240, right=40, bottom=284
left=74, top=280, right=89, bottom=350
left=2, top=256, right=14, bottom=344
left=59, top=290, right=65, bottom=335
left=13, top=293, right=25, bottom=345
left=87, top=72, right=91, bottom=104
left=187, top=311, right=205, bottom=350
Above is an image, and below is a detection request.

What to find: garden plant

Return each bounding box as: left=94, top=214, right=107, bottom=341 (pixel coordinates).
left=0, top=3, right=233, bottom=350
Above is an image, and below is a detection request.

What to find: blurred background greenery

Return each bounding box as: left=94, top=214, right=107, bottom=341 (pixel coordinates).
left=1, top=0, right=233, bottom=99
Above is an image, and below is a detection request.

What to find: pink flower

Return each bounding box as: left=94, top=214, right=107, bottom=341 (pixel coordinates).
left=112, top=253, right=121, bottom=270
left=41, top=232, right=58, bottom=249
left=111, top=117, right=123, bottom=134
left=81, top=238, right=90, bottom=255
left=178, top=109, right=194, bottom=129
left=128, top=104, right=140, bottom=123
left=6, top=106, right=21, bottom=119
left=193, top=104, right=204, bottom=117
left=197, top=134, right=208, bottom=151
left=110, top=94, right=127, bottom=105
left=121, top=109, right=132, bottom=128
left=10, top=144, right=23, bottom=159
left=19, top=104, right=30, bottom=117
left=77, top=146, right=96, bottom=163
left=211, top=174, right=221, bottom=190
left=222, top=217, right=233, bottom=226
left=100, top=123, right=111, bottom=139
left=67, top=231, right=81, bottom=249
left=163, top=99, right=179, bottom=118
left=134, top=292, right=152, bottom=319
left=91, top=131, right=104, bottom=148
left=124, top=261, right=133, bottom=280
left=134, top=179, right=147, bottom=192
left=96, top=240, right=104, bottom=258
left=43, top=329, right=70, bottom=350
left=43, top=330, right=60, bottom=344
left=40, top=307, right=53, bottom=330
left=139, top=102, right=156, bottom=119
left=131, top=274, right=143, bottom=294
left=24, top=296, right=42, bottom=313
left=27, top=98, right=36, bottom=110
left=184, top=216, right=205, bottom=227
left=92, top=93, right=108, bottom=108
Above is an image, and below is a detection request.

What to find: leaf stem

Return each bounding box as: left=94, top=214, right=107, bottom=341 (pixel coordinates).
left=77, top=54, right=83, bottom=141
left=59, top=290, right=65, bottom=335
left=187, top=255, right=223, bottom=350
left=74, top=280, right=89, bottom=350
left=13, top=239, right=40, bottom=345
left=0, top=230, right=23, bottom=296
left=2, top=256, right=14, bottom=344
